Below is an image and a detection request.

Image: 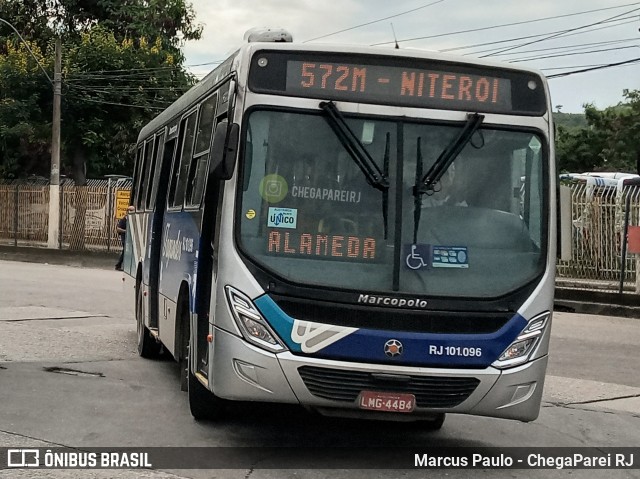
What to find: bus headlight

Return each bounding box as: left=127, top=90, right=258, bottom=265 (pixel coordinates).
left=493, top=312, right=549, bottom=369
left=225, top=286, right=287, bottom=353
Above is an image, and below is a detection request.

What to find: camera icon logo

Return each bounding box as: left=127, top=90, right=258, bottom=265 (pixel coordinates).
left=265, top=179, right=282, bottom=197
left=7, top=449, right=40, bottom=468
left=259, top=174, right=288, bottom=204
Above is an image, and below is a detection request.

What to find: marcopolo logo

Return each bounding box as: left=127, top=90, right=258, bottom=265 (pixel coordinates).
left=358, top=294, right=428, bottom=309
left=267, top=207, right=298, bottom=229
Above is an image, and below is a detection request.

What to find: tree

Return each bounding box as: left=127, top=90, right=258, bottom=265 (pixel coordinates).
left=555, top=90, right=640, bottom=174
left=61, top=26, right=196, bottom=184
left=0, top=37, right=53, bottom=178
left=0, top=0, right=201, bottom=181
left=583, top=90, right=640, bottom=173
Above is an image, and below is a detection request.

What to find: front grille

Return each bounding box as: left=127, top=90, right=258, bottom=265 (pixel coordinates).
left=298, top=366, right=480, bottom=408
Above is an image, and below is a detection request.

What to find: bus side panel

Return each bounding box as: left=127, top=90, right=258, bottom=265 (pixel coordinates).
left=157, top=209, right=201, bottom=356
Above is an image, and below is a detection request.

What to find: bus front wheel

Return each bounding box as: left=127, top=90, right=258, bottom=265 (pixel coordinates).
left=188, top=340, right=226, bottom=421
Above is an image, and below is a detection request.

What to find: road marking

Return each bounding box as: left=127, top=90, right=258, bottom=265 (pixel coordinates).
left=0, top=306, right=106, bottom=322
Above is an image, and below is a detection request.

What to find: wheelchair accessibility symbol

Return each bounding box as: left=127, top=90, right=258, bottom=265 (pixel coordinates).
left=404, top=244, right=431, bottom=270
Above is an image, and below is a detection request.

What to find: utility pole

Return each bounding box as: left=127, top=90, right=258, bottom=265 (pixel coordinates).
left=47, top=38, right=62, bottom=249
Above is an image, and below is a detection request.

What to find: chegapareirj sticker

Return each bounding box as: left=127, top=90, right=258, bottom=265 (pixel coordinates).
left=259, top=174, right=288, bottom=203
left=267, top=207, right=297, bottom=229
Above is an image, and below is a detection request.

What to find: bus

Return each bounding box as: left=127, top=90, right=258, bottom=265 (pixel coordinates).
left=124, top=28, right=567, bottom=428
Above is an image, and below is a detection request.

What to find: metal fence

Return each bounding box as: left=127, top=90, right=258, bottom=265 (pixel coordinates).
left=557, top=181, right=640, bottom=293
left=0, top=179, right=132, bottom=252
left=3, top=178, right=640, bottom=293
left=0, top=181, right=50, bottom=246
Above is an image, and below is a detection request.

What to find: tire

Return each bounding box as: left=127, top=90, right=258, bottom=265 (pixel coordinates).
left=187, top=340, right=226, bottom=420
left=136, top=283, right=161, bottom=358
left=420, top=413, right=445, bottom=431
left=179, top=302, right=226, bottom=421
left=179, top=356, right=188, bottom=392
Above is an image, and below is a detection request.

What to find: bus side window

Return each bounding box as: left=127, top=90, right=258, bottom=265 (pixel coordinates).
left=169, top=110, right=197, bottom=208
left=186, top=94, right=218, bottom=207
left=147, top=132, right=165, bottom=209
left=137, top=138, right=154, bottom=210
left=132, top=144, right=143, bottom=206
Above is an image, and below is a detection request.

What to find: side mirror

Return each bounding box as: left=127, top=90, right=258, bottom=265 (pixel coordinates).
left=209, top=121, right=240, bottom=180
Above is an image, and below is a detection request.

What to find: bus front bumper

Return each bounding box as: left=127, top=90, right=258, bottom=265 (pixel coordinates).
left=211, top=328, right=547, bottom=422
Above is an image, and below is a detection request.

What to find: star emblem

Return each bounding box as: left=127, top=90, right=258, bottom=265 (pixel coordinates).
left=384, top=339, right=403, bottom=357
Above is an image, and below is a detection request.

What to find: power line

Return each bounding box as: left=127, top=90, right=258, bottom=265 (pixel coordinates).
left=66, top=70, right=183, bottom=80
left=66, top=84, right=189, bottom=95
left=540, top=63, right=608, bottom=71
left=65, top=83, right=178, bottom=100
left=541, top=61, right=640, bottom=72
left=371, top=1, right=640, bottom=46
left=0, top=17, right=53, bottom=85
left=442, top=32, right=562, bottom=54
left=303, top=0, right=446, bottom=43
left=508, top=45, right=640, bottom=63
left=490, top=37, right=639, bottom=58
left=65, top=60, right=221, bottom=79
left=479, top=6, right=640, bottom=57
left=546, top=56, right=640, bottom=78
left=443, top=18, right=637, bottom=56
left=68, top=66, right=179, bottom=76
left=64, top=93, right=169, bottom=110
left=65, top=75, right=198, bottom=86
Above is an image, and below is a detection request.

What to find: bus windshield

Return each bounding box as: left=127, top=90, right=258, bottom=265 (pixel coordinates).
left=238, top=108, right=546, bottom=298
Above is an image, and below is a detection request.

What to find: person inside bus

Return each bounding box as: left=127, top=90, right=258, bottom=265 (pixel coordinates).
left=115, top=205, right=135, bottom=271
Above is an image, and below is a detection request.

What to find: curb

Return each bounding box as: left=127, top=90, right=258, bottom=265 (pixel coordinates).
left=554, top=287, right=640, bottom=318
left=0, top=245, right=118, bottom=270
left=554, top=299, right=640, bottom=319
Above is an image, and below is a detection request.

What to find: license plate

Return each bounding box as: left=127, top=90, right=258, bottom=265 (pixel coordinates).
left=358, top=391, right=416, bottom=413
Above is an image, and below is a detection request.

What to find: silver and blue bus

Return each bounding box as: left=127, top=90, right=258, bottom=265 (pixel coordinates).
left=124, top=29, right=561, bottom=428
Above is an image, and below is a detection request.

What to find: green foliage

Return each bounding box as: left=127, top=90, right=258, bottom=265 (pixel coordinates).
left=61, top=26, right=195, bottom=179
left=555, top=90, right=640, bottom=174
left=0, top=0, right=201, bottom=181
left=552, top=112, right=587, bottom=129
left=0, top=37, right=53, bottom=178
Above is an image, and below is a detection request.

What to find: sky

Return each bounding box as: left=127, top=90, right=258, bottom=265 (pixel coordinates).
left=182, top=0, right=640, bottom=113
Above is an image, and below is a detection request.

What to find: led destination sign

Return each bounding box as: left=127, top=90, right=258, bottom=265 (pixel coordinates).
left=287, top=61, right=511, bottom=111
left=267, top=231, right=379, bottom=262
left=249, top=51, right=547, bottom=115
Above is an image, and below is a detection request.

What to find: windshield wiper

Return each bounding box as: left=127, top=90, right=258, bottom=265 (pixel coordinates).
left=411, top=113, right=484, bottom=244
left=415, top=113, right=484, bottom=195
left=413, top=138, right=424, bottom=245
left=320, top=101, right=389, bottom=191
left=320, top=101, right=390, bottom=238
left=381, top=132, right=390, bottom=240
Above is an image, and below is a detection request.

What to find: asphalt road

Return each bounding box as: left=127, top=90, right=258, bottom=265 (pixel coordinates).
left=0, top=259, right=639, bottom=479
